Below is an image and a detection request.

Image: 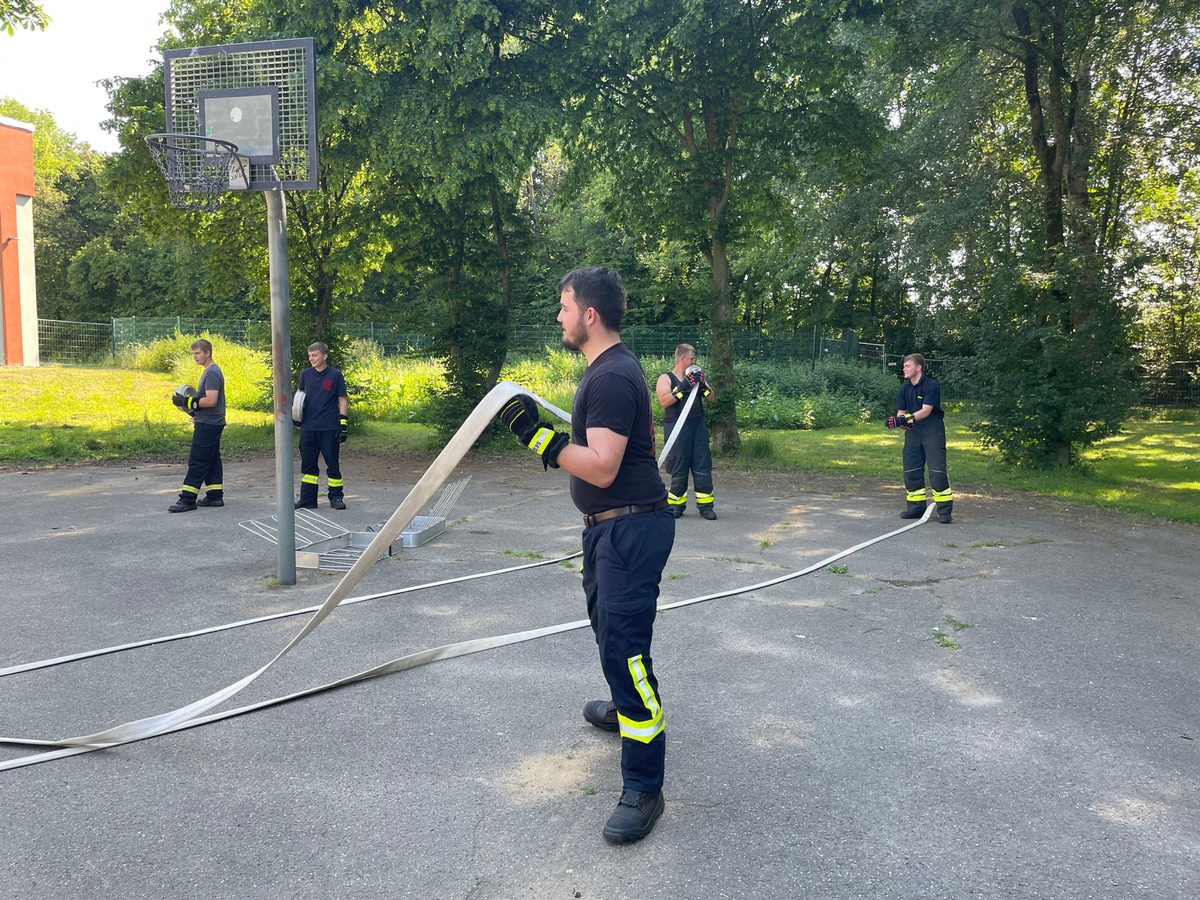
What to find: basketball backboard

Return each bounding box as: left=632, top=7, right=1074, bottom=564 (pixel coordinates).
left=164, top=38, right=318, bottom=191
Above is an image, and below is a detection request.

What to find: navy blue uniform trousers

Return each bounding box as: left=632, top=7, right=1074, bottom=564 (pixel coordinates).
left=581, top=507, right=675, bottom=794
left=181, top=422, right=224, bottom=500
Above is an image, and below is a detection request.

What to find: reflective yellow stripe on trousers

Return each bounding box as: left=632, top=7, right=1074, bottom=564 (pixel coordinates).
left=618, top=654, right=665, bottom=743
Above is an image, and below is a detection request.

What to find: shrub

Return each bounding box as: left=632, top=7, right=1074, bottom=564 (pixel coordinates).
left=125, top=333, right=271, bottom=412
left=500, top=348, right=582, bottom=416
left=340, top=339, right=445, bottom=423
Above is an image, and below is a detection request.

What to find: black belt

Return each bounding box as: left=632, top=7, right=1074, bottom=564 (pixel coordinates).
left=583, top=499, right=669, bottom=527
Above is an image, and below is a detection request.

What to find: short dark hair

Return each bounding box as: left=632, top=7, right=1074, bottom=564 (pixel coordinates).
left=557, top=266, right=627, bottom=332
left=191, top=338, right=213, bottom=353
left=905, top=352, right=925, bottom=370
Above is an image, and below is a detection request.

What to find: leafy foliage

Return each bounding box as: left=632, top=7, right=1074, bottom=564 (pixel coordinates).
left=966, top=261, right=1137, bottom=467
left=0, top=0, right=46, bottom=33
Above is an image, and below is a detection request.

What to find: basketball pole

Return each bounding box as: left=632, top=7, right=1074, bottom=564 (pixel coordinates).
left=266, top=187, right=297, bottom=585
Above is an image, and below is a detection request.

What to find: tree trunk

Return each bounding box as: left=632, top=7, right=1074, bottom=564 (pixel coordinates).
left=488, top=187, right=511, bottom=389
left=707, top=231, right=740, bottom=453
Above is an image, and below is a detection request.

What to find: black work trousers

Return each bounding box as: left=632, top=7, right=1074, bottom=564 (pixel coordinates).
left=180, top=422, right=224, bottom=501
left=902, top=419, right=952, bottom=513
left=581, top=507, right=676, bottom=794
left=298, top=429, right=343, bottom=503
left=664, top=419, right=714, bottom=510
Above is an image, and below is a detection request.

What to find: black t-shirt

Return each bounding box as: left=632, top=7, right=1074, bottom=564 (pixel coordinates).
left=897, top=374, right=944, bottom=420
left=568, top=343, right=667, bottom=514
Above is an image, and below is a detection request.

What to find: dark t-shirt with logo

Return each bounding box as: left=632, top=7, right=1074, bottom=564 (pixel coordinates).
left=897, top=374, right=944, bottom=420
left=298, top=365, right=347, bottom=431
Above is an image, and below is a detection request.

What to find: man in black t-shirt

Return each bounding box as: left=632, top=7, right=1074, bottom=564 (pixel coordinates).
left=498, top=266, right=675, bottom=844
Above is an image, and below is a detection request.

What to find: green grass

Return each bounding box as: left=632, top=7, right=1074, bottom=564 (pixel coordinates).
left=2, top=365, right=1197, bottom=528
left=0, top=366, right=432, bottom=465
left=735, top=411, right=1200, bottom=526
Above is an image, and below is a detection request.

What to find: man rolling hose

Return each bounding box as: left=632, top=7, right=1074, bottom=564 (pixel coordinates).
left=886, top=352, right=953, bottom=524
left=497, top=266, right=675, bottom=844
left=655, top=343, right=717, bottom=520
left=168, top=338, right=225, bottom=512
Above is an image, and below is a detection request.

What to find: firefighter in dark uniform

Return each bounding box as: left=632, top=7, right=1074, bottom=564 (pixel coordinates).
left=656, top=343, right=717, bottom=520
left=887, top=352, right=953, bottom=523
left=294, top=342, right=349, bottom=510
left=168, top=338, right=226, bottom=512
left=498, top=266, right=675, bottom=845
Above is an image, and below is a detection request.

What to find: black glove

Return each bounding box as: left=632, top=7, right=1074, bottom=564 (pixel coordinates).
left=885, top=413, right=914, bottom=430
left=527, top=423, right=570, bottom=470
left=500, top=395, right=568, bottom=469
left=339, top=417, right=349, bottom=443
left=500, top=395, right=542, bottom=444
left=671, top=382, right=689, bottom=402
left=172, top=385, right=198, bottom=416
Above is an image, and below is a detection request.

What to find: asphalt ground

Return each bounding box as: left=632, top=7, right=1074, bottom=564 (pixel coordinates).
left=0, top=451, right=1196, bottom=900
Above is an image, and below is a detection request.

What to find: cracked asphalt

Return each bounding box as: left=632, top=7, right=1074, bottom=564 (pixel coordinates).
left=1, top=452, right=1197, bottom=899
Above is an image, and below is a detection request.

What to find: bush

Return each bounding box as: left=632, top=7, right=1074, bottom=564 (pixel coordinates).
left=499, top=347, right=583, bottom=416
left=124, top=333, right=271, bottom=412
left=340, top=339, right=445, bottom=423
left=116, top=336, right=901, bottom=432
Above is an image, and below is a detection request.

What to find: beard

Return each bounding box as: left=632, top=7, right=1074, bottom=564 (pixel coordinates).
left=560, top=320, right=586, bottom=352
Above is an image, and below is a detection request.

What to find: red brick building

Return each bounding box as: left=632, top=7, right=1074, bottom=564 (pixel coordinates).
left=0, top=115, right=39, bottom=366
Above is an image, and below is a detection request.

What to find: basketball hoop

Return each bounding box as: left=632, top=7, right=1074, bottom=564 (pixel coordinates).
left=145, top=133, right=251, bottom=212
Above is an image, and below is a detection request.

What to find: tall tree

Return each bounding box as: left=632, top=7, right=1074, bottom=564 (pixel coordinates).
left=868, top=0, right=1200, bottom=466
left=553, top=0, right=877, bottom=452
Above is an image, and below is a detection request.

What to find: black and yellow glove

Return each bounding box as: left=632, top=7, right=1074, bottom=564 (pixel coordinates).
left=500, top=395, right=568, bottom=469
left=339, top=417, right=349, bottom=443
left=885, top=413, right=914, bottom=430
left=172, top=385, right=199, bottom=416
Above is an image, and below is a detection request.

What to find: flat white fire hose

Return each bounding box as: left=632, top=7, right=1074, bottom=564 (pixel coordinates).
left=0, top=551, right=582, bottom=680
left=656, top=378, right=700, bottom=467
left=0, top=381, right=932, bottom=772
left=1, top=381, right=536, bottom=755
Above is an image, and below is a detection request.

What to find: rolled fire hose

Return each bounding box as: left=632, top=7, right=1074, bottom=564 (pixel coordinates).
left=291, top=389, right=306, bottom=423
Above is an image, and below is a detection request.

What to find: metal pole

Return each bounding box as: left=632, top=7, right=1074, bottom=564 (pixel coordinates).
left=266, top=188, right=296, bottom=585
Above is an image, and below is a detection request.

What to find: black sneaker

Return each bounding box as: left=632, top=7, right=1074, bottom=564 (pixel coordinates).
left=168, top=499, right=197, bottom=513
left=196, top=496, right=224, bottom=507
left=295, top=500, right=318, bottom=510
left=938, top=511, right=952, bottom=524
left=582, top=699, right=619, bottom=732
left=899, top=507, right=923, bottom=519
left=329, top=497, right=347, bottom=510
left=602, top=789, right=664, bottom=844
left=699, top=507, right=717, bottom=520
